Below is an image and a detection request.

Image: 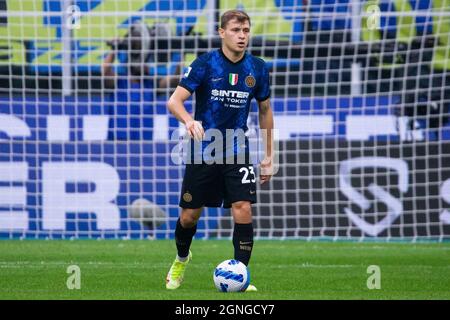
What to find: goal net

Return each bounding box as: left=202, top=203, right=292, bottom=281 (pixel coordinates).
left=0, top=0, right=449, bottom=241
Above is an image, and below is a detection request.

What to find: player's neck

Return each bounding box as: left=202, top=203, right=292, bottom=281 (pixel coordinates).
left=221, top=46, right=245, bottom=63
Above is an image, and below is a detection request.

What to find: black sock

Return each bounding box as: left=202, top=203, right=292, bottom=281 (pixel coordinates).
left=175, top=218, right=197, bottom=258
left=232, top=223, right=254, bottom=266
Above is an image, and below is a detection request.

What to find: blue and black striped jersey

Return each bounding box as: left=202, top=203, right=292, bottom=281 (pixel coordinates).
left=179, top=49, right=270, bottom=158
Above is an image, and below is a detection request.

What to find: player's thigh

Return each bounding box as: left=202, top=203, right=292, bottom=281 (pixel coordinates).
left=221, top=163, right=257, bottom=209
left=179, top=163, right=223, bottom=208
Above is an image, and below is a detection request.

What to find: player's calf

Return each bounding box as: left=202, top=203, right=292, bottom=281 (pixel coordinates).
left=232, top=222, right=254, bottom=266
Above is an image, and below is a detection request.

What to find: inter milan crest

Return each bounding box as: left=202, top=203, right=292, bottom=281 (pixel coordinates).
left=245, top=75, right=256, bottom=88
left=229, top=73, right=238, bottom=85
left=183, top=192, right=192, bottom=203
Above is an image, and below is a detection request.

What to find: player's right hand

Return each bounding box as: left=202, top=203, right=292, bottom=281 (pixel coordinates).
left=185, top=120, right=204, bottom=141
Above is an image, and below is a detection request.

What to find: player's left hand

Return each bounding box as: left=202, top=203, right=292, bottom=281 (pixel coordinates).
left=259, top=157, right=273, bottom=185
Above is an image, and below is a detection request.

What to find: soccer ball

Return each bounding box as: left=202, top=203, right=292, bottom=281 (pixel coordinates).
left=213, top=259, right=250, bottom=292
left=128, top=198, right=166, bottom=229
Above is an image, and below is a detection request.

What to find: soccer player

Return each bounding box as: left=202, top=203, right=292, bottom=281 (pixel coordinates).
left=165, top=10, right=274, bottom=291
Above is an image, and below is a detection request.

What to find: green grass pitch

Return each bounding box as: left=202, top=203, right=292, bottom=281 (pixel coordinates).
left=0, top=240, right=449, bottom=300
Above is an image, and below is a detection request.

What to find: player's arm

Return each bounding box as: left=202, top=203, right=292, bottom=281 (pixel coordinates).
left=167, top=86, right=204, bottom=141
left=258, top=98, right=274, bottom=184
left=102, top=51, right=116, bottom=89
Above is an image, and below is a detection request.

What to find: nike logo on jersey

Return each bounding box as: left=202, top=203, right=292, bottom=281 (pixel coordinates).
left=250, top=190, right=256, bottom=195
left=212, top=77, right=223, bottom=82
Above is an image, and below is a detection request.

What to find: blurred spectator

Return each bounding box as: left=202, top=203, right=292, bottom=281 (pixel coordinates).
left=102, top=20, right=181, bottom=140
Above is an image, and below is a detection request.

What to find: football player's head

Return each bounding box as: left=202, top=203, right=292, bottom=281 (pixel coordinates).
left=219, top=10, right=251, bottom=55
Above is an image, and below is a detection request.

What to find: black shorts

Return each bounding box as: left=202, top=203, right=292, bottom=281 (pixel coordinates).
left=179, top=161, right=257, bottom=209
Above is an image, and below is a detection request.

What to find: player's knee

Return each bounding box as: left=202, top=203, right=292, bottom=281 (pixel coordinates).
left=233, top=201, right=252, bottom=213
left=232, top=201, right=252, bottom=222
left=180, top=211, right=200, bottom=228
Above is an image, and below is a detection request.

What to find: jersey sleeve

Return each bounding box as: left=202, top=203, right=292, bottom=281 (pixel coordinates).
left=178, top=55, right=207, bottom=93
left=255, top=61, right=271, bottom=102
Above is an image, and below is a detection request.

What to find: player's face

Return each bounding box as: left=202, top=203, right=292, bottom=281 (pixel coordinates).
left=219, top=19, right=250, bottom=55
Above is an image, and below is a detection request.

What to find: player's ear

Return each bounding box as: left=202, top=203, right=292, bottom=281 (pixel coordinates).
left=218, top=28, right=225, bottom=39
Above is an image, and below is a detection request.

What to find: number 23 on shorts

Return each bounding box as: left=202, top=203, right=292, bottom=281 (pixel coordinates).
left=239, top=166, right=256, bottom=184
